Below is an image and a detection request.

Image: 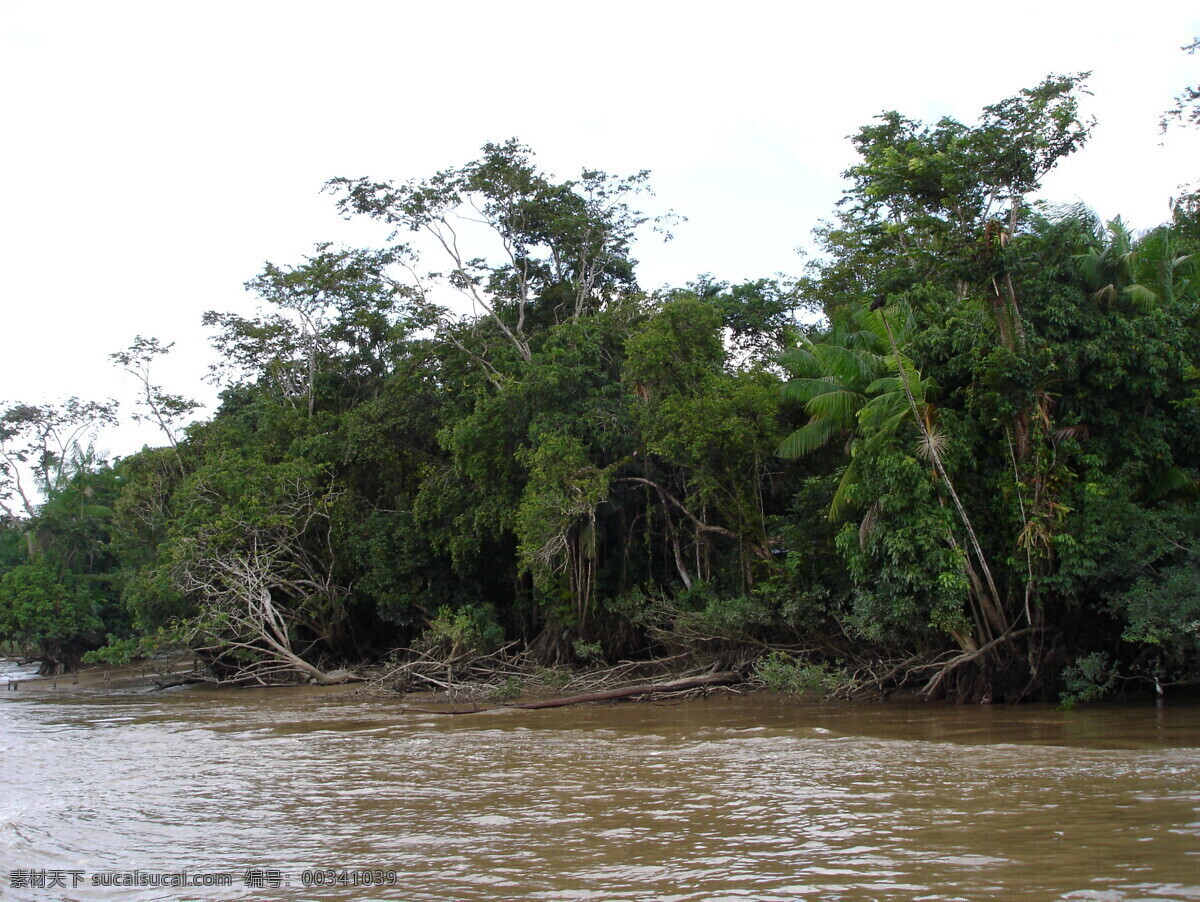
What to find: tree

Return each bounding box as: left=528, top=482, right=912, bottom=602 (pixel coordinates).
left=1071, top=216, right=1195, bottom=313
left=778, top=305, right=918, bottom=517
left=788, top=76, right=1109, bottom=699
left=0, top=559, right=102, bottom=673
left=1161, top=37, right=1200, bottom=132
left=166, top=455, right=356, bottom=684
left=622, top=296, right=781, bottom=593
left=684, top=276, right=804, bottom=363
left=329, top=139, right=673, bottom=368
left=833, top=73, right=1092, bottom=345
left=0, top=398, right=117, bottom=519
left=111, top=336, right=201, bottom=470
left=204, top=244, right=431, bottom=414
left=515, top=430, right=611, bottom=633
left=778, top=303, right=1004, bottom=655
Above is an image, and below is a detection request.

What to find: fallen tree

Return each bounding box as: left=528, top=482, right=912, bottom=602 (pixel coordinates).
left=508, top=670, right=740, bottom=708
left=399, top=670, right=742, bottom=714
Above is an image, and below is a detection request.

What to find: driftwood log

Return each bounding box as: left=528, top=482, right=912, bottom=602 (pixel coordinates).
left=151, top=674, right=212, bottom=691
left=403, top=671, right=742, bottom=715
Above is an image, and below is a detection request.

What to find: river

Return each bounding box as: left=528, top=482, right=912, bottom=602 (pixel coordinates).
left=1, top=672, right=1198, bottom=901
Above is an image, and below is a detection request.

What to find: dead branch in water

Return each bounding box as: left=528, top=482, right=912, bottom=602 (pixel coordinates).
left=506, top=671, right=740, bottom=709
left=353, top=644, right=717, bottom=700
left=399, top=671, right=743, bottom=714
left=151, top=674, right=212, bottom=691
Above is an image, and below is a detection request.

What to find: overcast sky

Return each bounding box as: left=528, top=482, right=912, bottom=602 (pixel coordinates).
left=2, top=0, right=1198, bottom=459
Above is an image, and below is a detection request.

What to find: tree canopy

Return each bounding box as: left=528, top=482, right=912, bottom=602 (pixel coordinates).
left=2, top=77, right=1198, bottom=701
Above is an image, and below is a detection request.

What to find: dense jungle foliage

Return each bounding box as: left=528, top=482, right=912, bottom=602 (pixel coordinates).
left=2, top=71, right=1199, bottom=702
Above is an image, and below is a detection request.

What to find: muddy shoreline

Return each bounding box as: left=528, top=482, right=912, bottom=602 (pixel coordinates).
left=0, top=656, right=754, bottom=706
left=0, top=657, right=350, bottom=697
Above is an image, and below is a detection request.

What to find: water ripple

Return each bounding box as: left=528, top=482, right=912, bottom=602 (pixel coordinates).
left=2, top=694, right=1199, bottom=900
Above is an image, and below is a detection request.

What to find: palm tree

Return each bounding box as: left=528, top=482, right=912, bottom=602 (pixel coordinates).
left=780, top=301, right=1011, bottom=665
left=778, top=304, right=935, bottom=520
left=1132, top=224, right=1196, bottom=309
left=1074, top=217, right=1195, bottom=313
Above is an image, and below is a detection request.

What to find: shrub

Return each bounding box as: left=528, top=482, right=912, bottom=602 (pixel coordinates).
left=753, top=651, right=843, bottom=697
left=1059, top=652, right=1118, bottom=708
left=416, top=603, right=504, bottom=658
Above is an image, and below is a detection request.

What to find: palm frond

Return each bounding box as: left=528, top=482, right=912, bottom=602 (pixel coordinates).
left=780, top=376, right=843, bottom=404
left=1123, top=283, right=1159, bottom=313
left=1053, top=423, right=1090, bottom=444
left=859, top=387, right=909, bottom=422
left=859, top=408, right=912, bottom=453
left=805, top=389, right=864, bottom=424
left=843, top=324, right=889, bottom=354
left=813, top=343, right=878, bottom=386
left=777, top=418, right=838, bottom=459
left=872, top=353, right=925, bottom=391
left=1146, top=466, right=1198, bottom=501
left=828, top=461, right=861, bottom=522
left=864, top=375, right=903, bottom=395
left=1168, top=253, right=1194, bottom=275
left=1074, top=250, right=1104, bottom=287
left=1090, top=284, right=1118, bottom=307
left=778, top=346, right=820, bottom=378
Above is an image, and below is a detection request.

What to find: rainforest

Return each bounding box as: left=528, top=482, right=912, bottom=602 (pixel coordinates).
left=3, top=73, right=1199, bottom=704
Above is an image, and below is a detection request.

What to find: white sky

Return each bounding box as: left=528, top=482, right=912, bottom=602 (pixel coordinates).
left=2, top=0, right=1198, bottom=460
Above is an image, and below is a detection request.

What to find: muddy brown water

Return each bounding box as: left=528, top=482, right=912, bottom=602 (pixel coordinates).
left=1, top=677, right=1198, bottom=901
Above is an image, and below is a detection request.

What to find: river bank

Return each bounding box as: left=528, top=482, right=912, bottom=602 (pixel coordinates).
left=1, top=653, right=1189, bottom=714
left=0, top=656, right=359, bottom=699
left=2, top=652, right=749, bottom=705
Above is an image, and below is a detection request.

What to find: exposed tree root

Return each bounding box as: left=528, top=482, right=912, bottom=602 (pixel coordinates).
left=918, top=628, right=1042, bottom=699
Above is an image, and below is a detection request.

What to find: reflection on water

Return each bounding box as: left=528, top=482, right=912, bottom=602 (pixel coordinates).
left=2, top=687, right=1199, bottom=901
